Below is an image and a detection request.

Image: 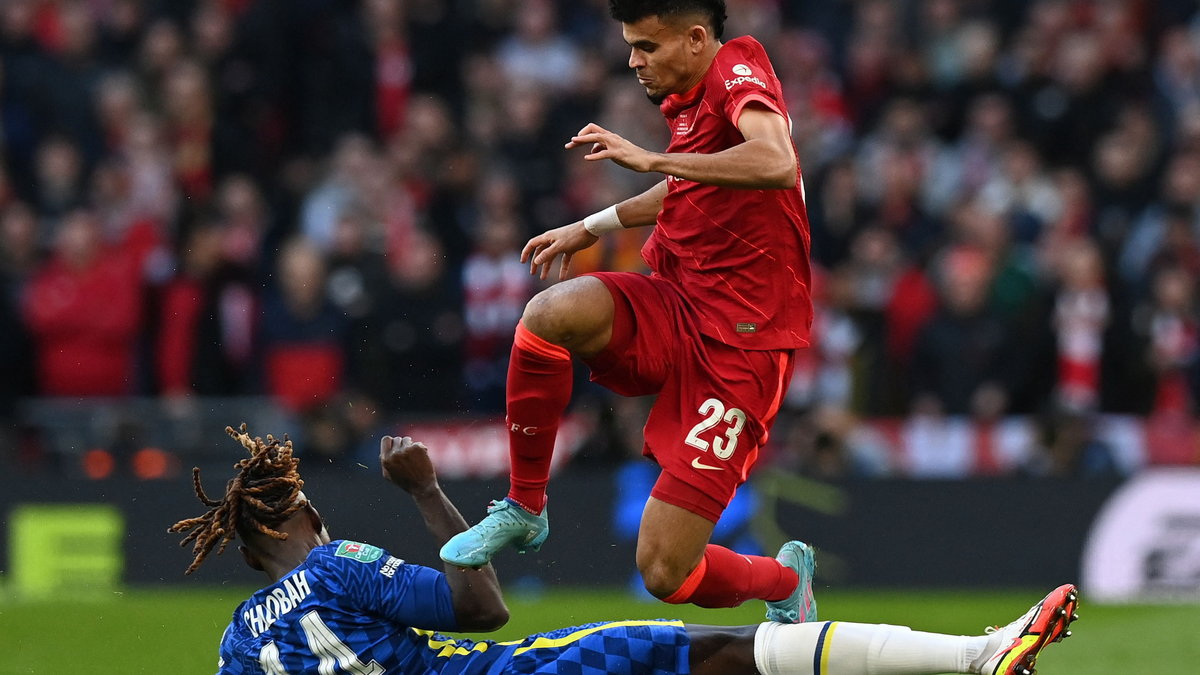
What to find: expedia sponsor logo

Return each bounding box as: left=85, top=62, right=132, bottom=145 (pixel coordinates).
left=725, top=75, right=767, bottom=90
left=732, top=64, right=752, bottom=76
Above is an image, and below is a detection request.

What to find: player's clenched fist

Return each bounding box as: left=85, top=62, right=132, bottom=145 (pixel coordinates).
left=380, top=435, right=438, bottom=496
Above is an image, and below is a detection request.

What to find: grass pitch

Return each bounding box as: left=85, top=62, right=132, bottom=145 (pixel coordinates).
left=0, top=587, right=1195, bottom=673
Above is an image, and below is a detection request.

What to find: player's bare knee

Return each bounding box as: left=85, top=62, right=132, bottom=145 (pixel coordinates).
left=520, top=290, right=568, bottom=339
left=638, top=560, right=690, bottom=600
left=521, top=279, right=611, bottom=347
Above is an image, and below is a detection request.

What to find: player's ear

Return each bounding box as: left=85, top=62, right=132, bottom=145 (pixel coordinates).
left=687, top=24, right=708, bottom=53
left=240, top=544, right=265, bottom=572
left=305, top=502, right=325, bottom=535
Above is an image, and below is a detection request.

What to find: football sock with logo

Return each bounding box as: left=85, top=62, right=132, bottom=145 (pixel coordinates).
left=504, top=321, right=573, bottom=515
left=663, top=544, right=799, bottom=607
left=753, top=620, right=990, bottom=675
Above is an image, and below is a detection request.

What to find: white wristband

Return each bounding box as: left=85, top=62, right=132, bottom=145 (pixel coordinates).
left=582, top=205, right=623, bottom=236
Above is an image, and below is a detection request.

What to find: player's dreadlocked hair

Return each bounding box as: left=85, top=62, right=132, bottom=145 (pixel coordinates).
left=168, top=424, right=307, bottom=574
left=609, top=0, right=727, bottom=40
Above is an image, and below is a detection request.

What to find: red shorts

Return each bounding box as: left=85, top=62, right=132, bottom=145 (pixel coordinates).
left=584, top=272, right=795, bottom=522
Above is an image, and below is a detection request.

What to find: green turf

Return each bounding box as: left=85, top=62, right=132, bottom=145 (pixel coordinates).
left=0, top=587, right=1195, bottom=673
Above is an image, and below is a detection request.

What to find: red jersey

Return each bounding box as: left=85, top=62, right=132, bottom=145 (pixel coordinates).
left=644, top=36, right=812, bottom=349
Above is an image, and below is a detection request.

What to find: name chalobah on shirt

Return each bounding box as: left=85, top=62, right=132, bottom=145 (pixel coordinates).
left=244, top=570, right=313, bottom=637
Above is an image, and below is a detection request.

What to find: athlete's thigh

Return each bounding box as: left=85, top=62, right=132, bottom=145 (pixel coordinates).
left=582, top=272, right=691, bottom=397
left=635, top=496, right=715, bottom=576
left=645, top=338, right=795, bottom=520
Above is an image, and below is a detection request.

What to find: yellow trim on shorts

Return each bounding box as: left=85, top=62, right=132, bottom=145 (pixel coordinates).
left=512, top=620, right=685, bottom=656
left=411, top=629, right=498, bottom=658
left=411, top=620, right=684, bottom=659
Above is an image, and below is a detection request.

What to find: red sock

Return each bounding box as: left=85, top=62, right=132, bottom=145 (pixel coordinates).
left=504, top=321, right=572, bottom=514
left=663, top=545, right=798, bottom=608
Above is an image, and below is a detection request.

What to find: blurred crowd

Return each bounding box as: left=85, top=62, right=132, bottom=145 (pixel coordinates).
left=0, top=0, right=1198, bottom=477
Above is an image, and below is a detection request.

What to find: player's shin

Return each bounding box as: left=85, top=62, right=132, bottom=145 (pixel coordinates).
left=753, top=621, right=989, bottom=675
left=505, top=321, right=573, bottom=515
left=665, top=545, right=798, bottom=608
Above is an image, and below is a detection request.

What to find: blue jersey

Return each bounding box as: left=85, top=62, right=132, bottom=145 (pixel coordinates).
left=216, top=540, right=691, bottom=675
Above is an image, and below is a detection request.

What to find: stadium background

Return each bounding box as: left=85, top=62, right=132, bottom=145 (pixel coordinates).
left=0, top=0, right=1198, bottom=672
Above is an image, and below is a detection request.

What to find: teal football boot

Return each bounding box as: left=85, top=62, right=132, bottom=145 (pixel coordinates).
left=440, top=498, right=549, bottom=568
left=765, top=540, right=818, bottom=623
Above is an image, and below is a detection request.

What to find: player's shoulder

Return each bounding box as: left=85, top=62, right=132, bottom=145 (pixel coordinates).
left=717, top=35, right=771, bottom=65
left=308, top=539, right=387, bottom=564
left=306, top=540, right=405, bottom=580
left=216, top=617, right=251, bottom=673
left=710, top=35, right=778, bottom=96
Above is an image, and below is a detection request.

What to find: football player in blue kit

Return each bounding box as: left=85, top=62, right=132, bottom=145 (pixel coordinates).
left=171, top=426, right=1076, bottom=675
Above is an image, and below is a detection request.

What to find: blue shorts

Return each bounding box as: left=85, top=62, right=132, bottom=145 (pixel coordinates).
left=411, top=619, right=691, bottom=674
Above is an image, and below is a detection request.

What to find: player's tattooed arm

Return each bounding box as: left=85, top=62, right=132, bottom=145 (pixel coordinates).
left=379, top=435, right=509, bottom=632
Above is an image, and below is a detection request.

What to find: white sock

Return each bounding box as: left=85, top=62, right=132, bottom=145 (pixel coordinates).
left=754, top=621, right=991, bottom=675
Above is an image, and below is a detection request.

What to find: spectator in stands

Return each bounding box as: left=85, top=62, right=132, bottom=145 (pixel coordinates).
left=1024, top=406, right=1120, bottom=478
left=1051, top=238, right=1110, bottom=412
left=89, top=156, right=171, bottom=284
left=462, top=209, right=533, bottom=412
left=260, top=238, right=348, bottom=414
left=0, top=201, right=38, bottom=282
left=1089, top=127, right=1160, bottom=256
left=381, top=228, right=465, bottom=413
left=770, top=406, right=892, bottom=479
left=32, top=135, right=86, bottom=221
left=808, top=159, right=867, bottom=269
left=912, top=246, right=1014, bottom=419
left=856, top=99, right=945, bottom=257
left=98, top=0, right=146, bottom=67
left=1119, top=151, right=1200, bottom=294
left=494, top=85, right=565, bottom=232
left=162, top=60, right=216, bottom=201
left=929, top=93, right=1015, bottom=215
left=300, top=133, right=377, bottom=251
left=22, top=208, right=142, bottom=396
left=977, top=140, right=1061, bottom=245
left=157, top=222, right=249, bottom=397
left=119, top=109, right=179, bottom=226
left=325, top=204, right=392, bottom=400
left=821, top=233, right=890, bottom=413
left=1140, top=265, right=1199, bottom=416
left=496, top=0, right=580, bottom=93
left=137, top=18, right=185, bottom=109
left=40, top=0, right=106, bottom=162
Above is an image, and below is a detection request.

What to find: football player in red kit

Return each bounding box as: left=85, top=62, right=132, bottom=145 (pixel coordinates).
left=442, top=0, right=816, bottom=621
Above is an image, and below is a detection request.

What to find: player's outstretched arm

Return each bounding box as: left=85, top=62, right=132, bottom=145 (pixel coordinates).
left=379, top=435, right=509, bottom=632
left=523, top=179, right=666, bottom=281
